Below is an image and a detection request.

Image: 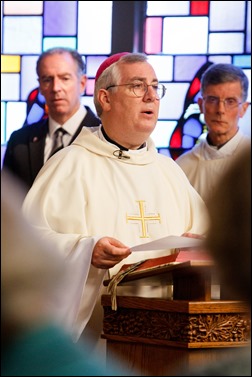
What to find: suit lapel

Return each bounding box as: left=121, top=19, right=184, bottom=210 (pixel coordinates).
left=68, top=107, right=100, bottom=145
left=29, top=120, right=49, bottom=179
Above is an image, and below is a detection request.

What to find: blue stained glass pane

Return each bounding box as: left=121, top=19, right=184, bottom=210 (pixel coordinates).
left=182, top=134, right=195, bottom=148
left=209, top=33, right=244, bottom=54
left=78, top=1, right=112, bottom=54
left=158, top=148, right=172, bottom=158
left=43, top=37, right=77, bottom=51
left=6, top=102, right=27, bottom=141
left=1, top=74, right=20, bottom=101
left=1, top=2, right=2, bottom=49
left=1, top=102, right=6, bottom=145
left=44, top=1, right=77, bottom=36
left=147, top=1, right=189, bottom=16
left=210, top=1, right=245, bottom=31
left=246, top=0, right=251, bottom=53
left=81, top=96, right=96, bottom=115
left=233, top=55, right=251, bottom=68
left=159, top=83, right=189, bottom=119
left=183, top=118, right=202, bottom=138
left=3, top=16, right=42, bottom=54
left=26, top=103, right=45, bottom=125
left=86, top=56, right=109, bottom=79
left=151, top=120, right=177, bottom=148
left=38, top=92, right=46, bottom=102
left=21, top=56, right=40, bottom=101
left=163, top=17, right=208, bottom=54
left=175, top=56, right=207, bottom=81
left=147, top=55, right=173, bottom=81
left=210, top=56, right=232, bottom=64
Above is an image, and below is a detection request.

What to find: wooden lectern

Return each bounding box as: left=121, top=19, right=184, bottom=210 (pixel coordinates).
left=102, top=261, right=250, bottom=376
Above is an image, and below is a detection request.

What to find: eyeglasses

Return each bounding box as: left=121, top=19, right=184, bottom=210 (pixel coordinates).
left=203, top=96, right=242, bottom=110
left=106, top=82, right=167, bottom=100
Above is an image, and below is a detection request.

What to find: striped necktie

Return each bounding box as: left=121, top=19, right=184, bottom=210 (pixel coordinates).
left=48, top=128, right=66, bottom=159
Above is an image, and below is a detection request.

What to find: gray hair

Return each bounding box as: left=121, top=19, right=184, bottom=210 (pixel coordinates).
left=36, top=47, right=86, bottom=78
left=94, top=53, right=148, bottom=117
left=200, top=63, right=249, bottom=102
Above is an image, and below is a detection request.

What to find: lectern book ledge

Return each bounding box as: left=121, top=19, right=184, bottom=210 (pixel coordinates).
left=103, top=250, right=214, bottom=287
left=118, top=250, right=212, bottom=273
left=103, top=251, right=215, bottom=292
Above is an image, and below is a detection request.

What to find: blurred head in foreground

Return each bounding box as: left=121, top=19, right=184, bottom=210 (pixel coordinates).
left=1, top=171, right=67, bottom=346
left=206, top=145, right=251, bottom=303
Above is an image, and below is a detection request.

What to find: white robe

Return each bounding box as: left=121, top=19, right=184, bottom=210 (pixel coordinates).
left=176, top=130, right=251, bottom=203
left=22, top=126, right=209, bottom=342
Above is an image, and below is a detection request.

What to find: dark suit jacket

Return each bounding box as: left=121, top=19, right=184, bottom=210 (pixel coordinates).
left=2, top=106, right=100, bottom=195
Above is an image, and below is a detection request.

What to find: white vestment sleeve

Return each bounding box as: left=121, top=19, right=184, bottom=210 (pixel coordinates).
left=57, top=236, right=107, bottom=340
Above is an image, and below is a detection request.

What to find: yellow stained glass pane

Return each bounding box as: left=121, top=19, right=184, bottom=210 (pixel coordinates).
left=1, top=55, right=21, bottom=73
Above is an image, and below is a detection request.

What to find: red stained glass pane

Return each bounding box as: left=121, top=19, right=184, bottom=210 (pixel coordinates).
left=190, top=1, right=209, bottom=16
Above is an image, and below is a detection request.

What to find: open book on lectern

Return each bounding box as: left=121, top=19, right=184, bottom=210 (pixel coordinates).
left=105, top=236, right=213, bottom=310
left=119, top=235, right=211, bottom=274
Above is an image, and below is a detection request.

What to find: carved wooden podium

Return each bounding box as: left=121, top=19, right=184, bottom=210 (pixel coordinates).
left=101, top=261, right=250, bottom=376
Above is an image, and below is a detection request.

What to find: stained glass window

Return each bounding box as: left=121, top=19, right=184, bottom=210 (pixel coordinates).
left=1, top=0, right=251, bottom=165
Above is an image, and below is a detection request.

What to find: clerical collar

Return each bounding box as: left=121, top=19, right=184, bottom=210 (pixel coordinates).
left=101, top=126, right=145, bottom=150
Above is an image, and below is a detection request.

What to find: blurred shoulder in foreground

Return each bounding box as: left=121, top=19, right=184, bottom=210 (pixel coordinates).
left=1, top=170, right=134, bottom=376
left=181, top=145, right=251, bottom=376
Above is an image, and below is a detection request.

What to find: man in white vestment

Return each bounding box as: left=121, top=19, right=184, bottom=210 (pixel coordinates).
left=176, top=63, right=251, bottom=204
left=22, top=52, right=209, bottom=361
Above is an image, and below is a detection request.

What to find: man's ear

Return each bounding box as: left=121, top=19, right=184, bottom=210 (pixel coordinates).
left=239, top=101, right=250, bottom=118
left=98, top=89, right=111, bottom=111
left=198, top=97, right=204, bottom=113
left=79, top=74, right=87, bottom=95
left=38, top=82, right=45, bottom=97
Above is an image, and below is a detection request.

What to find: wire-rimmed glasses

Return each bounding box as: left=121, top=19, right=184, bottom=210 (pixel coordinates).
left=106, top=82, right=167, bottom=100
left=203, top=96, right=242, bottom=110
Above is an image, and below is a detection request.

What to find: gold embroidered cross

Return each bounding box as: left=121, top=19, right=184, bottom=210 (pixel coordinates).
left=126, top=200, right=161, bottom=238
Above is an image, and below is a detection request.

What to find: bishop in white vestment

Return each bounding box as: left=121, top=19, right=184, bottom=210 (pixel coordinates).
left=23, top=125, right=209, bottom=339
left=22, top=53, right=210, bottom=362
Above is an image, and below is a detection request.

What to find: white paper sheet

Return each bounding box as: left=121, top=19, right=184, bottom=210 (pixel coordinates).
left=131, top=235, right=203, bottom=252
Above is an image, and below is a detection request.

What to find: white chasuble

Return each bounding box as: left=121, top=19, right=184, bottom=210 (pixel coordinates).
left=176, top=130, right=251, bottom=203
left=23, top=126, right=209, bottom=340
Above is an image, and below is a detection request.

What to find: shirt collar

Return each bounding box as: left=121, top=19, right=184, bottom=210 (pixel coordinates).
left=49, top=105, right=87, bottom=137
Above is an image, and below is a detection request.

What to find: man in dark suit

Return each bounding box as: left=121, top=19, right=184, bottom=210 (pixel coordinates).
left=2, top=47, right=100, bottom=199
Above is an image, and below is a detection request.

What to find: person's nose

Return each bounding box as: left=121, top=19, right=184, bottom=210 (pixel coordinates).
left=216, top=99, right=226, bottom=113
left=143, top=85, right=156, bottom=102
left=52, top=77, right=61, bottom=92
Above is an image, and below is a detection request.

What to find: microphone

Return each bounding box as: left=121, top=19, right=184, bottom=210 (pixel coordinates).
left=113, top=150, right=130, bottom=159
